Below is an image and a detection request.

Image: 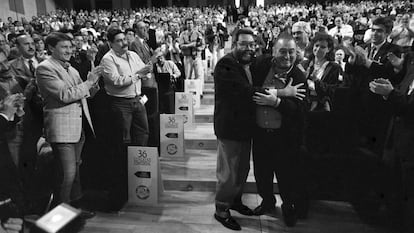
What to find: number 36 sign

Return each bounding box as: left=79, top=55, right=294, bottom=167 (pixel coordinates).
left=127, top=146, right=162, bottom=206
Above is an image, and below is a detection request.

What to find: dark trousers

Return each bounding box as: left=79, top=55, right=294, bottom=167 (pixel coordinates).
left=253, top=127, right=306, bottom=206
left=109, top=96, right=149, bottom=146
left=392, top=120, right=414, bottom=232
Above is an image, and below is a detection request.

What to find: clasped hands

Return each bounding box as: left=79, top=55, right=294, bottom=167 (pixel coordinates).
left=253, top=80, right=306, bottom=106
left=0, top=93, right=25, bottom=119
left=369, top=78, right=394, bottom=96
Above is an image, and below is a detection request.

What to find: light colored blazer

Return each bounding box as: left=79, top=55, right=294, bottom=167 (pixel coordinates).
left=36, top=57, right=97, bottom=143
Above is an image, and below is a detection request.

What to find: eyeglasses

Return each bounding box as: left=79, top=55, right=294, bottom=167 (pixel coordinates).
left=237, top=42, right=256, bottom=49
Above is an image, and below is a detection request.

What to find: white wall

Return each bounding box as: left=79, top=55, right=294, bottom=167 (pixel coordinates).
left=0, top=0, right=56, bottom=22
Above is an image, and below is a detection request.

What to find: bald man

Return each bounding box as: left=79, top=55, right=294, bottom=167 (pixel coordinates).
left=9, top=34, right=44, bottom=185
left=130, top=21, right=157, bottom=88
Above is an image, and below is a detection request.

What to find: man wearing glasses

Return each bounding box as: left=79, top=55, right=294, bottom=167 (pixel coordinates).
left=213, top=28, right=257, bottom=231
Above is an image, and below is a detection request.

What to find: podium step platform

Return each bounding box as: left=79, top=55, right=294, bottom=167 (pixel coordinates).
left=161, top=149, right=278, bottom=193
left=184, top=123, right=216, bottom=150
left=194, top=104, right=214, bottom=123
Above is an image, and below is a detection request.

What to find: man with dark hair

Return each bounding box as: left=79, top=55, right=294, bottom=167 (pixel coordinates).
left=250, top=33, right=308, bottom=227
left=178, top=18, right=205, bottom=80
left=213, top=28, right=256, bottom=231
left=347, top=16, right=403, bottom=157
left=99, top=28, right=152, bottom=210
left=125, top=28, right=135, bottom=49
left=101, top=28, right=151, bottom=146
left=36, top=32, right=103, bottom=217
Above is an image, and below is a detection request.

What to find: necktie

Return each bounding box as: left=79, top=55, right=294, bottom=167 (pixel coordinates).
left=28, top=59, right=35, bottom=75
left=243, top=65, right=252, bottom=85
left=370, top=47, right=376, bottom=60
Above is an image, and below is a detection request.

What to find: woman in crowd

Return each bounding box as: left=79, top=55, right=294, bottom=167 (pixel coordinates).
left=305, top=33, right=341, bottom=112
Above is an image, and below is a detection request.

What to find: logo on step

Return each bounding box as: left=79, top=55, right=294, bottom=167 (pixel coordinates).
left=136, top=185, right=150, bottom=200
left=166, top=143, right=178, bottom=155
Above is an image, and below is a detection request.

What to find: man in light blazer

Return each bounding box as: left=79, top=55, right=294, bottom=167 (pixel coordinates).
left=36, top=32, right=103, bottom=216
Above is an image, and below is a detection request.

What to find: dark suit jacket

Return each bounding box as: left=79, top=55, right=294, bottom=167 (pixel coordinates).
left=308, top=61, right=341, bottom=107
left=9, top=56, right=42, bottom=89
left=213, top=53, right=257, bottom=140
left=70, top=49, right=92, bottom=81
left=251, top=54, right=308, bottom=147
left=346, top=42, right=403, bottom=155
left=388, top=52, right=414, bottom=131
left=0, top=115, right=24, bottom=216
left=130, top=37, right=153, bottom=64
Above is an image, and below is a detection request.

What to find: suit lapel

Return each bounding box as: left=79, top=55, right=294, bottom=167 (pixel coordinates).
left=15, top=57, right=33, bottom=79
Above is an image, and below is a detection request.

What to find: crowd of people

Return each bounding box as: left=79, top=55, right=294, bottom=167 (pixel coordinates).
left=1, top=0, right=414, bottom=232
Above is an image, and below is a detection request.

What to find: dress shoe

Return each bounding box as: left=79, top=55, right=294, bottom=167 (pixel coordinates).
left=253, top=204, right=276, bottom=216
left=214, top=213, right=241, bottom=231
left=230, top=204, right=254, bottom=216
left=79, top=209, right=96, bottom=219
left=281, top=203, right=297, bottom=227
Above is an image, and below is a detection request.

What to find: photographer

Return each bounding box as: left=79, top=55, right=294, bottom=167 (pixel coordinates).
left=178, top=18, right=205, bottom=80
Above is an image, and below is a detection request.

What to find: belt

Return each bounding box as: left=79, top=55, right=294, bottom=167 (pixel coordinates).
left=108, top=95, right=142, bottom=100
left=256, top=127, right=281, bottom=133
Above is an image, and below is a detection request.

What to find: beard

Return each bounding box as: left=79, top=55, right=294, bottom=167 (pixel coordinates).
left=236, top=50, right=255, bottom=65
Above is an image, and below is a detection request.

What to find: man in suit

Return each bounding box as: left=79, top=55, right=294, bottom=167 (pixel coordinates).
left=36, top=32, right=102, bottom=216
left=369, top=52, right=414, bottom=232
left=213, top=28, right=257, bottom=231
left=9, top=34, right=44, bottom=186
left=346, top=16, right=403, bottom=157
left=250, top=33, right=308, bottom=227
left=130, top=21, right=156, bottom=88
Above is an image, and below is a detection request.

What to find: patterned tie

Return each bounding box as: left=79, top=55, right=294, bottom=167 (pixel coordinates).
left=28, top=59, right=35, bottom=75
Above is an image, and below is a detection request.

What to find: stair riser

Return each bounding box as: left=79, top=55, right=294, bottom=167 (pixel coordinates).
left=194, top=115, right=214, bottom=123
left=185, top=139, right=217, bottom=150
left=163, top=180, right=279, bottom=194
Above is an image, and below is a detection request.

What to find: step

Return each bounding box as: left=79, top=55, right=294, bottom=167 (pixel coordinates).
left=200, top=94, right=214, bottom=105
left=184, top=123, right=216, bottom=150
left=194, top=104, right=214, bottom=123
left=161, top=149, right=278, bottom=193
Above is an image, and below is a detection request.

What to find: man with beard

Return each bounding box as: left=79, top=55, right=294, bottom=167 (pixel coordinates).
left=250, top=33, right=308, bottom=227
left=100, top=28, right=151, bottom=210
left=213, top=28, right=256, bottom=231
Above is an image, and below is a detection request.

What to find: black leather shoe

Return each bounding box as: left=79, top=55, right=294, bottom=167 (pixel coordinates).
left=230, top=204, right=254, bottom=216
left=214, top=213, right=241, bottom=231
left=253, top=204, right=276, bottom=216
left=281, top=203, right=297, bottom=227
left=79, top=209, right=96, bottom=219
